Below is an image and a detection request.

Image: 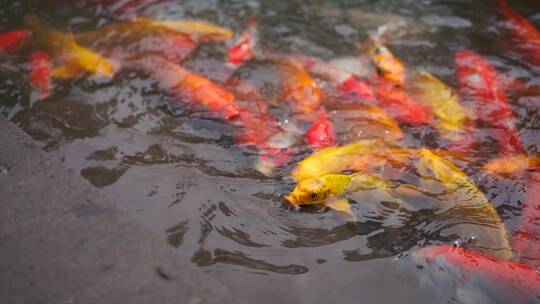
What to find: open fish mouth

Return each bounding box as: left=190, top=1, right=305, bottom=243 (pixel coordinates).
left=283, top=194, right=300, bottom=210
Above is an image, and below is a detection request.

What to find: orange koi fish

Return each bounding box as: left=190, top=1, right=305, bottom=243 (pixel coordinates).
left=130, top=56, right=239, bottom=119
left=413, top=245, right=540, bottom=302
left=455, top=50, right=525, bottom=155
left=483, top=154, right=540, bottom=174
left=337, top=75, right=430, bottom=126
left=276, top=59, right=323, bottom=114
left=306, top=110, right=336, bottom=148
left=496, top=0, right=540, bottom=66
left=27, top=51, right=53, bottom=101
left=0, top=29, right=31, bottom=53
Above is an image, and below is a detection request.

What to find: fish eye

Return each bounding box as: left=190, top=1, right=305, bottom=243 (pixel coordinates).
left=311, top=192, right=318, bottom=199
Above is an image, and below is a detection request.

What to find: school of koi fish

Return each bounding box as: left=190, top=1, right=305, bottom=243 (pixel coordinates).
left=1, top=0, right=540, bottom=301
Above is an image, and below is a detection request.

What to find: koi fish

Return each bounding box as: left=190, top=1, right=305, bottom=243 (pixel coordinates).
left=276, top=59, right=323, bottom=114
left=27, top=51, right=53, bottom=101
left=130, top=55, right=239, bottom=119
left=512, top=172, right=540, bottom=267
left=227, top=18, right=257, bottom=65
left=337, top=75, right=430, bottom=126
left=415, top=148, right=512, bottom=260
left=291, top=139, right=390, bottom=182
left=483, top=154, right=540, bottom=174
left=148, top=19, right=233, bottom=42
left=496, top=0, right=540, bottom=66
left=455, top=50, right=524, bottom=155
left=26, top=16, right=116, bottom=78
left=410, top=71, right=473, bottom=140
left=284, top=172, right=388, bottom=219
left=0, top=29, right=31, bottom=53
left=413, top=245, right=540, bottom=302
left=76, top=20, right=197, bottom=62
left=373, top=81, right=431, bottom=126
left=306, top=111, right=336, bottom=148
left=363, top=38, right=405, bottom=86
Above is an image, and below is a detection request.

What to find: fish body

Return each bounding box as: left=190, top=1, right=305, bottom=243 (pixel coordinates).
left=496, top=0, right=540, bottom=66
left=149, top=19, right=233, bottom=41
left=306, top=111, right=336, bottom=148
left=373, top=81, right=431, bottom=126
left=291, top=139, right=388, bottom=182
left=364, top=38, right=405, bottom=86
left=410, top=71, right=472, bottom=139
left=484, top=155, right=540, bottom=174
left=416, top=148, right=512, bottom=259
left=26, top=16, right=115, bottom=78
left=337, top=75, right=376, bottom=101
left=413, top=245, right=540, bottom=302
left=277, top=59, right=323, bottom=114
left=0, top=29, right=31, bottom=53
left=27, top=51, right=53, bottom=100
left=455, top=50, right=524, bottom=155
left=130, top=56, right=239, bottom=119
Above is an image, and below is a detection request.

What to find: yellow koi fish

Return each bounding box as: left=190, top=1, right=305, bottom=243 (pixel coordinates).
left=291, top=139, right=390, bottom=182
left=410, top=71, right=473, bottom=140
left=76, top=17, right=232, bottom=45
left=363, top=38, right=405, bottom=85
left=284, top=172, right=390, bottom=219
left=415, top=148, right=512, bottom=260
left=26, top=16, right=115, bottom=78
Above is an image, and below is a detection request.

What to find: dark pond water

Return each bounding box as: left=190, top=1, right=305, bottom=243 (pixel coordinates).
left=1, top=0, right=540, bottom=303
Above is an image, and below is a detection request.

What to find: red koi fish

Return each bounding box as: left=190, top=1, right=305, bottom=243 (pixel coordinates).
left=496, top=0, right=540, bottom=66
left=236, top=109, right=279, bottom=147
left=227, top=18, right=257, bottom=65
left=306, top=111, right=336, bottom=148
left=413, top=245, right=540, bottom=302
left=455, top=50, right=524, bottom=154
left=130, top=56, right=239, bottom=119
left=513, top=172, right=540, bottom=268
left=337, top=75, right=430, bottom=126
left=27, top=51, right=53, bottom=100
left=0, top=29, right=31, bottom=53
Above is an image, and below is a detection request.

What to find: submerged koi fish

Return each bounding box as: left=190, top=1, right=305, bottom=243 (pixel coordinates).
left=26, top=16, right=115, bottom=78
left=0, top=29, right=31, bottom=53
left=76, top=20, right=197, bottom=62
left=413, top=245, right=540, bottom=302
left=227, top=18, right=257, bottom=65
left=455, top=50, right=524, bottom=155
left=276, top=59, right=323, bottom=114
left=149, top=19, right=233, bottom=42
left=305, top=111, right=336, bottom=148
left=27, top=51, right=53, bottom=101
left=284, top=172, right=388, bottom=218
left=483, top=154, right=540, bottom=174
left=373, top=81, right=431, bottom=126
left=410, top=71, right=473, bottom=139
left=337, top=75, right=430, bottom=126
left=291, top=139, right=390, bottom=182
left=130, top=56, right=239, bottom=119
left=496, top=0, right=540, bottom=66
left=415, top=148, right=512, bottom=259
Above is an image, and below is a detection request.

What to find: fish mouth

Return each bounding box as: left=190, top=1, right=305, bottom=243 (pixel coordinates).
left=283, top=194, right=300, bottom=210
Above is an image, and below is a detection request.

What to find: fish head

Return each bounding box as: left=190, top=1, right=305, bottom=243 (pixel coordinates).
left=284, top=177, right=331, bottom=208
left=371, top=44, right=405, bottom=85
left=286, top=82, right=323, bottom=114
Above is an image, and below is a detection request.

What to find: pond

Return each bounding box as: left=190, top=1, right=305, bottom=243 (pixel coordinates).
left=1, top=0, right=539, bottom=303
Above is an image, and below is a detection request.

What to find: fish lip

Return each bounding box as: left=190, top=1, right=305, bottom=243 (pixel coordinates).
left=283, top=194, right=300, bottom=210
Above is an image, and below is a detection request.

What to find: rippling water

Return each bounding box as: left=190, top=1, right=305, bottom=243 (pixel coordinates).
left=1, top=0, right=540, bottom=303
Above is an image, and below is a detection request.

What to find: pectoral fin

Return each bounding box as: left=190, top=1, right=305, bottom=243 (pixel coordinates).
left=324, top=198, right=356, bottom=221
